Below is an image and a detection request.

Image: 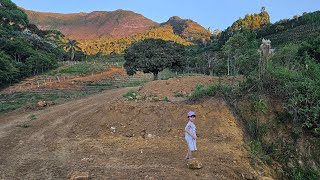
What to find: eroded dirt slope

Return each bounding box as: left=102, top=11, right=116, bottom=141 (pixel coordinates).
left=0, top=76, right=256, bottom=179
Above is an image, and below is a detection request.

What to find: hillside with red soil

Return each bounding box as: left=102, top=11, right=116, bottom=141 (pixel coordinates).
left=24, top=9, right=158, bottom=40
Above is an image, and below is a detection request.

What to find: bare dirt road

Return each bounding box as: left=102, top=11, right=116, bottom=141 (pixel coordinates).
left=0, top=76, right=257, bottom=180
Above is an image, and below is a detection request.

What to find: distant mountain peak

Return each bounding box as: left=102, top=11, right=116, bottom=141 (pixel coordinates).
left=24, top=9, right=158, bottom=40
left=169, top=16, right=183, bottom=21
left=163, top=16, right=212, bottom=40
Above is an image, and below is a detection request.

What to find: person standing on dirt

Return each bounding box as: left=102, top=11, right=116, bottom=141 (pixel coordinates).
left=185, top=111, right=197, bottom=160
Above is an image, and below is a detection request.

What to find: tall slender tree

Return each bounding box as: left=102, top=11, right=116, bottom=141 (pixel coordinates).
left=65, top=39, right=81, bottom=62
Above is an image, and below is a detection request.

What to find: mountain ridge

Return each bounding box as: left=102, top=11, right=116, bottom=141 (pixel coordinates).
left=23, top=8, right=212, bottom=41
left=23, top=8, right=158, bottom=40
left=162, top=16, right=212, bottom=40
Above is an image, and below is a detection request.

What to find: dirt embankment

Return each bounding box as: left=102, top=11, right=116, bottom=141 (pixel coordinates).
left=0, top=76, right=263, bottom=179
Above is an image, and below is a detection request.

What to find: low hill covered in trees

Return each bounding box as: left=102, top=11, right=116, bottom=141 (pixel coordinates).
left=217, top=8, right=320, bottom=48
left=191, top=8, right=320, bottom=179
left=257, top=11, right=320, bottom=47
left=228, top=7, right=270, bottom=32
left=162, top=16, right=212, bottom=41
left=0, top=0, right=65, bottom=88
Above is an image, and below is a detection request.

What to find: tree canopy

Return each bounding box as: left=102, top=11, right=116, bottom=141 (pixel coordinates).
left=124, top=38, right=185, bottom=80
left=0, top=0, right=65, bottom=88
left=0, top=0, right=29, bottom=30
left=228, top=9, right=270, bottom=32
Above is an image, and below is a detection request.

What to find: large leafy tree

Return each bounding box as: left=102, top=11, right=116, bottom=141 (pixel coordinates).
left=124, top=38, right=185, bottom=80
left=0, top=0, right=29, bottom=30
left=0, top=51, right=17, bottom=86
left=298, top=36, right=320, bottom=63
left=222, top=30, right=258, bottom=76
left=0, top=0, right=65, bottom=87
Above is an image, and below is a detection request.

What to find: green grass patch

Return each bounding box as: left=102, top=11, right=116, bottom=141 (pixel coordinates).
left=46, top=62, right=107, bottom=76
left=248, top=140, right=272, bottom=166
left=125, top=80, right=144, bottom=87
left=189, top=83, right=231, bottom=100
left=86, top=83, right=113, bottom=87
left=244, top=118, right=268, bottom=140
left=115, top=79, right=149, bottom=88
left=0, top=92, right=54, bottom=112
left=16, top=123, right=31, bottom=128
left=29, top=114, right=37, bottom=120
left=162, top=96, right=170, bottom=102
left=159, top=69, right=203, bottom=80
left=173, top=91, right=186, bottom=97
left=59, top=63, right=106, bottom=75
left=0, top=86, right=116, bottom=113
left=86, top=55, right=125, bottom=65
left=107, top=60, right=125, bottom=67
left=288, top=166, right=320, bottom=180
left=122, top=90, right=138, bottom=100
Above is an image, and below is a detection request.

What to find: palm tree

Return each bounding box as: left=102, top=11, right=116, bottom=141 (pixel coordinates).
left=65, top=39, right=81, bottom=62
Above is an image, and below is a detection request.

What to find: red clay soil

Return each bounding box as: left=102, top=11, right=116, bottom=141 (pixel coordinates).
left=139, top=76, right=242, bottom=99
left=2, top=66, right=127, bottom=93
left=0, top=76, right=267, bottom=180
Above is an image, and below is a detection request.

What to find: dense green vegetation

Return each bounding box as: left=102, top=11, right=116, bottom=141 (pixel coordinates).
left=0, top=88, right=115, bottom=113
left=228, top=7, right=270, bottom=31
left=0, top=0, right=65, bottom=88
left=256, top=11, right=320, bottom=38
left=54, top=62, right=107, bottom=75
left=124, top=38, right=186, bottom=80
left=187, top=9, right=320, bottom=179
left=215, top=10, right=320, bottom=136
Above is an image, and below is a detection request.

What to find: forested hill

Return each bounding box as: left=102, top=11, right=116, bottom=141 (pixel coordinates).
left=216, top=9, right=320, bottom=49
left=256, top=10, right=320, bottom=47
left=161, top=16, right=212, bottom=40
left=23, top=9, right=158, bottom=40
left=0, top=0, right=65, bottom=87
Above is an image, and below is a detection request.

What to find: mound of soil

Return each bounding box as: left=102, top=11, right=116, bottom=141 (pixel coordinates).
left=0, top=76, right=261, bottom=179
left=139, top=76, right=242, bottom=99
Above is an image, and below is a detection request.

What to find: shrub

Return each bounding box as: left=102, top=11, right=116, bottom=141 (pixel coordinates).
left=190, top=83, right=231, bottom=100
left=263, top=59, right=320, bottom=133
left=288, top=166, right=320, bottom=180
left=122, top=90, right=138, bottom=100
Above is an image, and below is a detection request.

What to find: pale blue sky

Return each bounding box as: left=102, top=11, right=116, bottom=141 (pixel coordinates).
left=12, top=0, right=320, bottom=30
